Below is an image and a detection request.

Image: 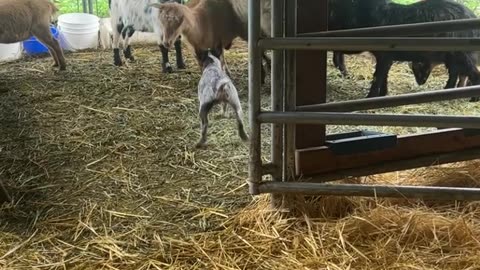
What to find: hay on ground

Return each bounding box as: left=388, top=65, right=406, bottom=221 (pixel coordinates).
left=0, top=39, right=479, bottom=269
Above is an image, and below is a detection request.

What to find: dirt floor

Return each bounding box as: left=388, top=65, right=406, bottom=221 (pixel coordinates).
left=0, top=40, right=480, bottom=269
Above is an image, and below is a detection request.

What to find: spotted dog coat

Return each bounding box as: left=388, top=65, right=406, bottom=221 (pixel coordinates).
left=196, top=49, right=248, bottom=148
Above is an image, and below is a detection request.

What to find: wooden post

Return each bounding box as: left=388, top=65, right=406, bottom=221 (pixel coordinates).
left=295, top=1, right=328, bottom=149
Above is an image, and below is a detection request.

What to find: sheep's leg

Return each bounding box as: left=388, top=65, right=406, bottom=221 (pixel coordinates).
left=228, top=91, right=249, bottom=142
left=174, top=36, right=186, bottom=69
left=33, top=27, right=66, bottom=71
left=457, top=75, right=468, bottom=88
left=469, top=73, right=480, bottom=102
left=379, top=75, right=389, bottom=96
left=445, top=69, right=459, bottom=89
left=159, top=45, right=173, bottom=73
left=467, top=70, right=480, bottom=102
left=112, top=23, right=123, bottom=66
left=33, top=29, right=59, bottom=67
left=368, top=55, right=392, bottom=98
left=196, top=101, right=215, bottom=148
left=333, top=52, right=348, bottom=77
left=262, top=53, right=271, bottom=71
left=444, top=56, right=461, bottom=89
left=123, top=28, right=135, bottom=62
left=261, top=52, right=271, bottom=84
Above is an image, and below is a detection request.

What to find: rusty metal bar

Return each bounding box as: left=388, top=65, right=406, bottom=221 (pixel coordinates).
left=259, top=37, right=480, bottom=51
left=297, top=85, right=480, bottom=112
left=257, top=181, right=480, bottom=201
left=248, top=0, right=262, bottom=195
left=297, top=18, right=480, bottom=38
left=258, top=112, right=480, bottom=129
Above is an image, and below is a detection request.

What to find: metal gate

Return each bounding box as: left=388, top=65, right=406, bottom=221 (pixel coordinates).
left=248, top=0, right=480, bottom=204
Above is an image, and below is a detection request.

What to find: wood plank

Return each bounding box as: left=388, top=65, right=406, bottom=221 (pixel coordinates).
left=295, top=129, right=480, bottom=176
left=295, top=1, right=328, bottom=149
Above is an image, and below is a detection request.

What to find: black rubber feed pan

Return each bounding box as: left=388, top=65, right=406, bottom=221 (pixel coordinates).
left=325, top=130, right=398, bottom=155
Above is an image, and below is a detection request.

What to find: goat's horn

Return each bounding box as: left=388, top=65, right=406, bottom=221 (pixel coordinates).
left=148, top=3, right=163, bottom=9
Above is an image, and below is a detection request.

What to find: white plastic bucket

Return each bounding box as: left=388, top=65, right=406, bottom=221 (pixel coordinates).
left=57, top=13, right=99, bottom=51
left=0, top=43, right=22, bottom=62
left=59, top=29, right=99, bottom=51
left=57, top=13, right=99, bottom=30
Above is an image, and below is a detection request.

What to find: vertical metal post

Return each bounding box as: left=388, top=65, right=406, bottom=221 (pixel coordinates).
left=270, top=0, right=285, bottom=207
left=88, top=0, right=94, bottom=14
left=248, top=0, right=262, bottom=195
left=283, top=0, right=297, bottom=183
left=82, top=0, right=88, bottom=13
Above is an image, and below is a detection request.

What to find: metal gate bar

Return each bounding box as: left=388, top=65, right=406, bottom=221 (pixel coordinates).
left=258, top=182, right=480, bottom=201
left=297, top=18, right=480, bottom=37
left=260, top=37, right=480, bottom=51
left=248, top=0, right=263, bottom=195
left=270, top=0, right=285, bottom=186
left=259, top=112, right=480, bottom=128
left=248, top=0, right=480, bottom=200
left=297, top=86, right=480, bottom=112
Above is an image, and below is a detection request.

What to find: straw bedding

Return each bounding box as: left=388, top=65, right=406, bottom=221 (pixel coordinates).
left=0, top=39, right=479, bottom=269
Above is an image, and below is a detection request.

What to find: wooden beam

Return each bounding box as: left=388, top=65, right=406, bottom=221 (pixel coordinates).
left=295, top=0, right=328, bottom=149
left=296, top=129, right=480, bottom=176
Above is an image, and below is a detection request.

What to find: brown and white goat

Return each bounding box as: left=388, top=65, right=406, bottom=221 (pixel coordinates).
left=0, top=0, right=66, bottom=70
left=149, top=0, right=271, bottom=82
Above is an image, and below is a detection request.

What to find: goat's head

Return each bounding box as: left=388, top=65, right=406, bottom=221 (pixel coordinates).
left=410, top=62, right=433, bottom=86
left=150, top=2, right=185, bottom=50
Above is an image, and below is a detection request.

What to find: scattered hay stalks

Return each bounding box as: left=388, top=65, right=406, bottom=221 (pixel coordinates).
left=1, top=42, right=480, bottom=269
left=162, top=161, right=480, bottom=270
left=165, top=195, right=480, bottom=270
